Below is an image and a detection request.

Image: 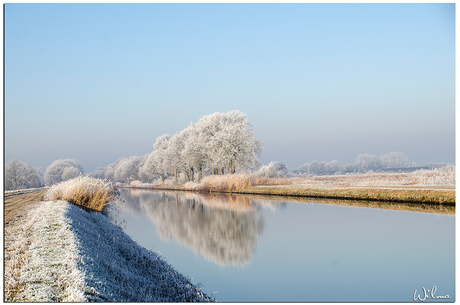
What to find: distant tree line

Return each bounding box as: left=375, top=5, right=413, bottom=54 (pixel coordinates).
left=252, top=152, right=453, bottom=178
left=4, top=159, right=43, bottom=190
left=92, top=155, right=148, bottom=184
left=297, top=151, right=420, bottom=176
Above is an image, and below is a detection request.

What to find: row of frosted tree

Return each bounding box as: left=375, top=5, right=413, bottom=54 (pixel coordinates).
left=93, top=111, right=263, bottom=183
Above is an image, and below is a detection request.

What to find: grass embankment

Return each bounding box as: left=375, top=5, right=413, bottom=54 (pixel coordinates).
left=5, top=177, right=212, bottom=302
left=239, top=186, right=455, bottom=205
left=246, top=193, right=454, bottom=215
left=4, top=201, right=212, bottom=302
left=136, top=174, right=455, bottom=206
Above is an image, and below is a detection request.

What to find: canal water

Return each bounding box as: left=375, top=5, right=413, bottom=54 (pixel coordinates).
left=107, top=188, right=455, bottom=302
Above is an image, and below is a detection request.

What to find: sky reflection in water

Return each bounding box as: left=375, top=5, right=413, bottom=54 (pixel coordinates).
left=109, top=189, right=455, bottom=302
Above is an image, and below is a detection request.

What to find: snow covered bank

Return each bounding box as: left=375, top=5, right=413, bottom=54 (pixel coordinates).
left=4, top=200, right=212, bottom=302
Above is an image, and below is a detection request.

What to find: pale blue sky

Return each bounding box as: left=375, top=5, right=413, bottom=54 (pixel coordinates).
left=5, top=3, right=455, bottom=172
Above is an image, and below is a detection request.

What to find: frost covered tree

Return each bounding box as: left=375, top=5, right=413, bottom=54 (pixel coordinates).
left=137, top=155, right=154, bottom=183
left=5, top=159, right=43, bottom=190
left=168, top=130, right=193, bottom=182
left=327, top=160, right=343, bottom=173
left=91, top=160, right=117, bottom=181
left=44, top=159, right=84, bottom=186
left=183, top=124, right=208, bottom=182
left=193, top=110, right=263, bottom=175
left=254, top=162, right=290, bottom=178
left=141, top=110, right=263, bottom=184
left=139, top=153, right=157, bottom=183
left=96, top=110, right=263, bottom=185
left=218, top=111, right=263, bottom=173
left=193, top=112, right=225, bottom=174
left=150, top=134, right=172, bottom=183
left=355, top=154, right=380, bottom=173
left=380, top=151, right=408, bottom=168
left=114, top=156, right=147, bottom=183
left=94, top=155, right=149, bottom=183
left=92, top=167, right=106, bottom=179
left=104, top=166, right=116, bottom=181
left=297, top=160, right=344, bottom=175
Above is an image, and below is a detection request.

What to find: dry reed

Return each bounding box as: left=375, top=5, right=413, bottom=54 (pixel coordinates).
left=185, top=174, right=252, bottom=192
left=45, top=176, right=120, bottom=211
left=251, top=177, right=294, bottom=185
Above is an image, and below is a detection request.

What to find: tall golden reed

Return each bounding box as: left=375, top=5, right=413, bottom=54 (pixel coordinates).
left=185, top=174, right=252, bottom=192
left=45, top=176, right=120, bottom=211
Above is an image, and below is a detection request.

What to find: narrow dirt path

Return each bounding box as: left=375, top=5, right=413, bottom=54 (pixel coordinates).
left=4, top=190, right=46, bottom=226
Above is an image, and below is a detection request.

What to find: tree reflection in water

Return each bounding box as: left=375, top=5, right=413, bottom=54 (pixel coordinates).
left=118, top=190, right=278, bottom=266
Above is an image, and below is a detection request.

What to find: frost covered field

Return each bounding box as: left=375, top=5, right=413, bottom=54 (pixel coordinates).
left=4, top=199, right=212, bottom=302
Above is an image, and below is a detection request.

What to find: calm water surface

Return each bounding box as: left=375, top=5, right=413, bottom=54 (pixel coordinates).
left=108, top=189, right=455, bottom=302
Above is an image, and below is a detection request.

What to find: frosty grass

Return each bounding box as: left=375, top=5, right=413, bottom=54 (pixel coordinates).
left=4, top=200, right=212, bottom=302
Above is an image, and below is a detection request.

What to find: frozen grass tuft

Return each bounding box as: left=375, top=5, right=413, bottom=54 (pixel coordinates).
left=44, top=176, right=119, bottom=211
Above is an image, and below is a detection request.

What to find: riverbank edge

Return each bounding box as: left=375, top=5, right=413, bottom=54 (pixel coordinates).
left=127, top=184, right=456, bottom=206
left=4, top=199, right=213, bottom=302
